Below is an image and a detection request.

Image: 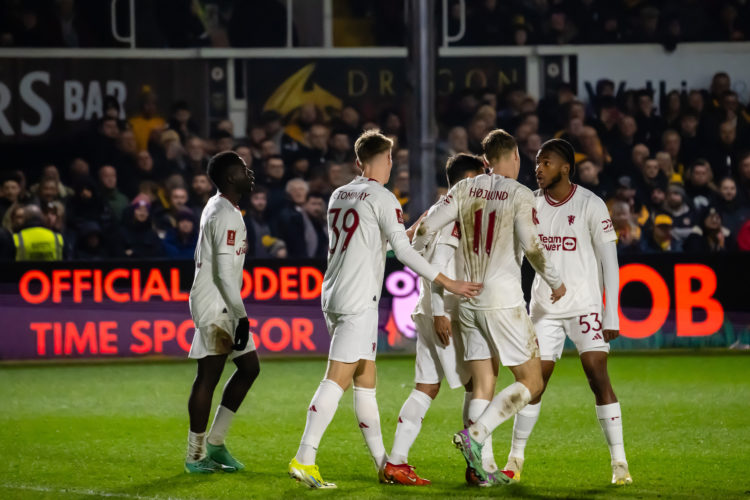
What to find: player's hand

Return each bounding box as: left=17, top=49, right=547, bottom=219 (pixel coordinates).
left=406, top=210, right=429, bottom=242
left=233, top=317, right=250, bottom=351
left=433, top=315, right=452, bottom=346
left=445, top=279, right=483, bottom=298
left=550, top=283, right=566, bottom=303
left=603, top=329, right=619, bottom=342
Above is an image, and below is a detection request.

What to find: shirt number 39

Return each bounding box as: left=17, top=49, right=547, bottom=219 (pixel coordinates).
left=329, top=208, right=360, bottom=254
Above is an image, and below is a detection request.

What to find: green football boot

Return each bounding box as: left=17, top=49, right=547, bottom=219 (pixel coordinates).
left=207, top=443, right=244, bottom=472
left=184, top=456, right=228, bottom=474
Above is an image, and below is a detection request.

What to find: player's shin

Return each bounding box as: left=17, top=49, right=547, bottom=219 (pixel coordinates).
left=467, top=398, right=496, bottom=471
left=207, top=405, right=234, bottom=446
left=509, top=402, right=541, bottom=460
left=354, top=386, right=387, bottom=469
left=390, top=389, right=432, bottom=465
left=462, top=391, right=473, bottom=428
left=471, top=382, right=532, bottom=443
left=295, top=379, right=344, bottom=465
left=596, top=402, right=627, bottom=464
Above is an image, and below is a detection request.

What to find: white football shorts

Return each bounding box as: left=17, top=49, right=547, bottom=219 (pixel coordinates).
left=459, top=305, right=540, bottom=367
left=532, top=311, right=610, bottom=362
left=189, top=314, right=257, bottom=360
left=412, top=313, right=470, bottom=389
left=324, top=308, right=379, bottom=363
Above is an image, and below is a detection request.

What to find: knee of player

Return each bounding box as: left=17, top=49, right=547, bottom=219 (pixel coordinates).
left=524, top=377, right=545, bottom=399
left=416, top=383, right=440, bottom=399
left=243, top=360, right=260, bottom=381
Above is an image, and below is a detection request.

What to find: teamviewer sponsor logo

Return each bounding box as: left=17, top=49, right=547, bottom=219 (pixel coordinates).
left=538, top=234, right=577, bottom=251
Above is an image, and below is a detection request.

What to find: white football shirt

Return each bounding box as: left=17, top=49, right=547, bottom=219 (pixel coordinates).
left=413, top=196, right=463, bottom=317
left=414, top=173, right=562, bottom=310
left=321, top=176, right=438, bottom=315
left=529, top=184, right=617, bottom=319
left=189, top=194, right=248, bottom=328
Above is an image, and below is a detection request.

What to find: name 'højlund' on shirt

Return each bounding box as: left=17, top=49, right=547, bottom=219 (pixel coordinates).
left=333, top=191, right=371, bottom=201
left=468, top=188, right=508, bottom=200
left=538, top=234, right=577, bottom=251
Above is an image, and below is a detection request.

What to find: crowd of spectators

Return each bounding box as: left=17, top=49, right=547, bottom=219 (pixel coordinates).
left=2, top=69, right=750, bottom=261
left=2, top=0, right=748, bottom=49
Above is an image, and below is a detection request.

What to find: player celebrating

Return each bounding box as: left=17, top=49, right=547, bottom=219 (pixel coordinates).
left=503, top=139, right=632, bottom=485
left=184, top=151, right=259, bottom=474
left=288, top=130, right=482, bottom=489
left=413, top=129, right=566, bottom=486
left=384, top=153, right=487, bottom=486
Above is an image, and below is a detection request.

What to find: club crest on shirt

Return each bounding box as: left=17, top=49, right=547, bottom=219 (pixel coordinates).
left=396, top=209, right=404, bottom=224
left=236, top=239, right=248, bottom=256
left=227, top=230, right=236, bottom=246
left=568, top=215, right=575, bottom=225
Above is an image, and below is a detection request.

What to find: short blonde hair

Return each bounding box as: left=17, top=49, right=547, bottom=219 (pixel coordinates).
left=354, top=129, right=393, bottom=165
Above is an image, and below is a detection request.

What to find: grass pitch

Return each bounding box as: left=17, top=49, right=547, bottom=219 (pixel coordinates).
left=0, top=353, right=748, bottom=499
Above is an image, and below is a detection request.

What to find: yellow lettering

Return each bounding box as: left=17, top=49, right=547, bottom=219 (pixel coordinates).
left=348, top=70, right=368, bottom=97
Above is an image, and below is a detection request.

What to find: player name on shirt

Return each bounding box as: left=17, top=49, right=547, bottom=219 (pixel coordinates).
left=332, top=190, right=371, bottom=201
left=468, top=187, right=509, bottom=200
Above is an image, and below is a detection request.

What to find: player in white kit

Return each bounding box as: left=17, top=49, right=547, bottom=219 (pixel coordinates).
left=288, top=130, right=482, bottom=489
left=384, top=153, right=488, bottom=486
left=412, top=129, right=566, bottom=486
left=185, top=151, right=259, bottom=474
left=504, top=139, right=632, bottom=485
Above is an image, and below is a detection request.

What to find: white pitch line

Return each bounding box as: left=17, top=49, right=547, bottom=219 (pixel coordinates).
left=0, top=483, right=187, bottom=500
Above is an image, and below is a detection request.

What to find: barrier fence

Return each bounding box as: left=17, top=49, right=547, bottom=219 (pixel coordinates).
left=1, top=253, right=747, bottom=361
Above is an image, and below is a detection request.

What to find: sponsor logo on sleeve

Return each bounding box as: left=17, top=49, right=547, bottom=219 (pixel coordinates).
left=227, top=230, right=236, bottom=246
left=396, top=209, right=404, bottom=224
left=602, top=219, right=613, bottom=232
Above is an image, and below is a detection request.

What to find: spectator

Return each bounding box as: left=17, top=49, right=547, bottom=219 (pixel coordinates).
left=327, top=129, right=352, bottom=163
left=0, top=225, right=15, bottom=260
left=2, top=202, right=28, bottom=234
left=274, top=178, right=314, bottom=258
left=709, top=120, right=740, bottom=179
left=611, top=200, right=642, bottom=254
left=608, top=115, right=638, bottom=173
left=119, top=195, right=165, bottom=258
left=128, top=88, right=166, bottom=152
left=259, top=110, right=284, bottom=151
left=655, top=151, right=680, bottom=184
left=154, top=186, right=190, bottom=233
left=68, top=157, right=91, bottom=185
left=185, top=136, right=209, bottom=176
left=661, top=129, right=685, bottom=179
left=662, top=184, right=695, bottom=241
left=0, top=174, right=22, bottom=221
left=29, top=165, right=72, bottom=200
left=244, top=186, right=275, bottom=258
left=634, top=90, right=665, bottom=150
left=391, top=167, right=410, bottom=220
left=264, top=155, right=289, bottom=215
left=97, top=165, right=129, bottom=222
left=213, top=130, right=235, bottom=153
left=41, top=201, right=65, bottom=235
left=65, top=177, right=114, bottom=238
left=234, top=145, right=253, bottom=172
left=678, top=111, right=703, bottom=166
left=685, top=159, right=718, bottom=211
left=168, top=100, right=200, bottom=143
left=716, top=177, right=750, bottom=235
left=303, top=123, right=331, bottom=169
left=163, top=208, right=199, bottom=259
left=32, top=176, right=61, bottom=208
left=188, top=173, right=214, bottom=216
left=629, top=143, right=650, bottom=178
left=636, top=157, right=668, bottom=199
left=640, top=214, right=683, bottom=253
left=12, top=204, right=63, bottom=261
left=684, top=206, right=737, bottom=252
left=73, top=221, right=113, bottom=260
left=577, top=159, right=612, bottom=200
left=737, top=152, right=750, bottom=200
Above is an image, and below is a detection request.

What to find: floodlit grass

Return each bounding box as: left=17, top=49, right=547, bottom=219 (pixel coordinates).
left=1, top=353, right=748, bottom=499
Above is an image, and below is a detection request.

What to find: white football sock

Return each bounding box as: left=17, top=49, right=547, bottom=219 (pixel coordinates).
left=186, top=430, right=206, bottom=462
left=207, top=405, right=235, bottom=446
left=596, top=402, right=627, bottom=464
left=467, top=398, right=496, bottom=471
left=389, top=389, right=432, bottom=465
left=471, top=382, right=532, bottom=444
left=509, top=402, right=541, bottom=460
left=462, top=391, right=473, bottom=428
left=295, top=379, right=344, bottom=465
left=354, top=386, right=387, bottom=469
